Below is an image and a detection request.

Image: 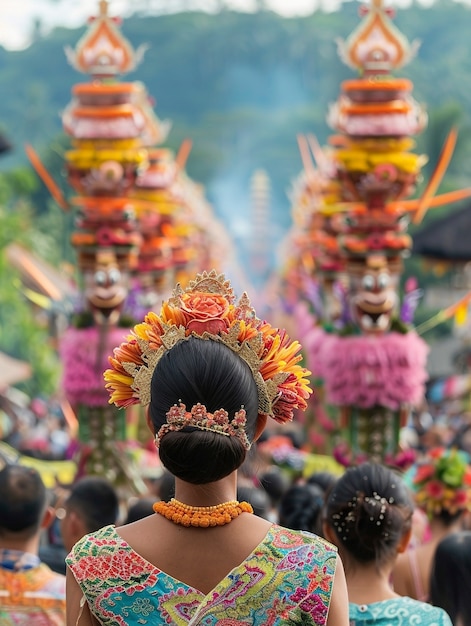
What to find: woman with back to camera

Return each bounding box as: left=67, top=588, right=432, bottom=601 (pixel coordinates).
left=430, top=530, right=471, bottom=626
left=65, top=270, right=349, bottom=626
left=324, top=462, right=452, bottom=625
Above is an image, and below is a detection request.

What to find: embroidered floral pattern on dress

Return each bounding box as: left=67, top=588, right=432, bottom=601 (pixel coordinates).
left=66, top=524, right=337, bottom=626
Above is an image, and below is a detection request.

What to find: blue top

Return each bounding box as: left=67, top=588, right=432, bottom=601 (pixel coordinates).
left=349, top=597, right=452, bottom=625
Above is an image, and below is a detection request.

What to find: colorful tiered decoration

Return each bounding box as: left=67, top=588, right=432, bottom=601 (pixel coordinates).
left=58, top=1, right=159, bottom=491
left=54, top=0, right=231, bottom=490
left=282, top=0, right=471, bottom=464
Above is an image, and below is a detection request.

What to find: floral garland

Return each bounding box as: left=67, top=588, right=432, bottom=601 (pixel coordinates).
left=104, top=270, right=312, bottom=424
left=152, top=498, right=253, bottom=527
left=406, top=447, right=471, bottom=517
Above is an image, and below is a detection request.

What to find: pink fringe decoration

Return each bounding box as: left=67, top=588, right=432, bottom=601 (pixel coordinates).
left=60, top=326, right=129, bottom=407
left=300, top=322, right=429, bottom=410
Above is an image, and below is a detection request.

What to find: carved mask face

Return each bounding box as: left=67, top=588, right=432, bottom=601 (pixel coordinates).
left=349, top=258, right=399, bottom=333
left=84, top=252, right=128, bottom=322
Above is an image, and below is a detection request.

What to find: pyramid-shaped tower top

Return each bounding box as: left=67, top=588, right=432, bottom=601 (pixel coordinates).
left=65, top=0, right=146, bottom=78
left=337, top=0, right=420, bottom=75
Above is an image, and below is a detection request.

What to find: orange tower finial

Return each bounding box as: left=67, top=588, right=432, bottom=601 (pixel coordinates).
left=337, top=0, right=420, bottom=75
left=65, top=0, right=147, bottom=77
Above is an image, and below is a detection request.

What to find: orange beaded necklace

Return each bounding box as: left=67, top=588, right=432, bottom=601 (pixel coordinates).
left=153, top=498, right=253, bottom=528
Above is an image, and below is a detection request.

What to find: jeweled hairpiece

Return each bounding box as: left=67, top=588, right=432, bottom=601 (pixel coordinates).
left=155, top=402, right=251, bottom=450
left=104, top=270, right=312, bottom=425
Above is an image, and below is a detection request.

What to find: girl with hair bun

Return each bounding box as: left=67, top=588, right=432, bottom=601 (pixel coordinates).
left=65, top=271, right=349, bottom=626
left=324, top=462, right=452, bottom=625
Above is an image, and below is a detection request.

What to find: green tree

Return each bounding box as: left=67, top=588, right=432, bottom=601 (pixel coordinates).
left=0, top=176, right=60, bottom=397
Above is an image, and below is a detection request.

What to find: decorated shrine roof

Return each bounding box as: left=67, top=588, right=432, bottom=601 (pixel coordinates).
left=65, top=0, right=146, bottom=77
left=337, top=0, right=419, bottom=74
left=413, top=203, right=471, bottom=262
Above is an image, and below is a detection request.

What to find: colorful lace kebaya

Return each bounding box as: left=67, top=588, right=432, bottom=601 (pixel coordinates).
left=66, top=524, right=338, bottom=625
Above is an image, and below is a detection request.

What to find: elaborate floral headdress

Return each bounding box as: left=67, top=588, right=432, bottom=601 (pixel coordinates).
left=406, top=447, right=471, bottom=517
left=104, top=270, right=312, bottom=431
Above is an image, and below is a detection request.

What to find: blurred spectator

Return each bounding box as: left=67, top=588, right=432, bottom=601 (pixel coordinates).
left=0, top=464, right=66, bottom=624
left=418, top=425, right=451, bottom=452
left=124, top=497, right=155, bottom=524
left=38, top=487, right=69, bottom=575
left=306, top=470, right=338, bottom=495
left=450, top=421, right=471, bottom=457
left=156, top=470, right=175, bottom=502
left=430, top=531, right=471, bottom=625
left=278, top=482, right=325, bottom=536
left=60, top=476, right=120, bottom=552
left=237, top=485, right=271, bottom=519
left=259, top=466, right=290, bottom=522
left=393, top=448, right=471, bottom=601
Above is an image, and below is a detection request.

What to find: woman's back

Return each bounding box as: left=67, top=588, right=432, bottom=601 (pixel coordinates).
left=117, top=509, right=272, bottom=594
left=67, top=519, right=339, bottom=625
left=324, top=462, right=452, bottom=626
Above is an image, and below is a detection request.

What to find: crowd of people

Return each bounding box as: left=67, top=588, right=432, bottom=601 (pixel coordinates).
left=3, top=272, right=471, bottom=625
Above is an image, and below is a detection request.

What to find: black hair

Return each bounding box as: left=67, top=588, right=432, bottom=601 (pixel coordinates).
left=434, top=508, right=464, bottom=527
left=66, top=476, right=119, bottom=532
left=259, top=467, right=290, bottom=506
left=0, top=464, right=47, bottom=537
left=237, top=485, right=270, bottom=519
left=149, top=337, right=259, bottom=484
left=124, top=497, right=156, bottom=524
left=278, top=483, right=325, bottom=535
left=306, top=471, right=338, bottom=495
left=157, top=470, right=175, bottom=501
left=449, top=422, right=471, bottom=450
left=430, top=531, right=471, bottom=625
left=325, top=462, right=413, bottom=568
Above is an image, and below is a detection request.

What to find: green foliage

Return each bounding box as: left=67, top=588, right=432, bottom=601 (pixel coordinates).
left=2, top=2, right=471, bottom=217
left=0, top=187, right=60, bottom=397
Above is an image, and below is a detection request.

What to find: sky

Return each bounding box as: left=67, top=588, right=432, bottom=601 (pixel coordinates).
left=0, top=0, right=451, bottom=52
